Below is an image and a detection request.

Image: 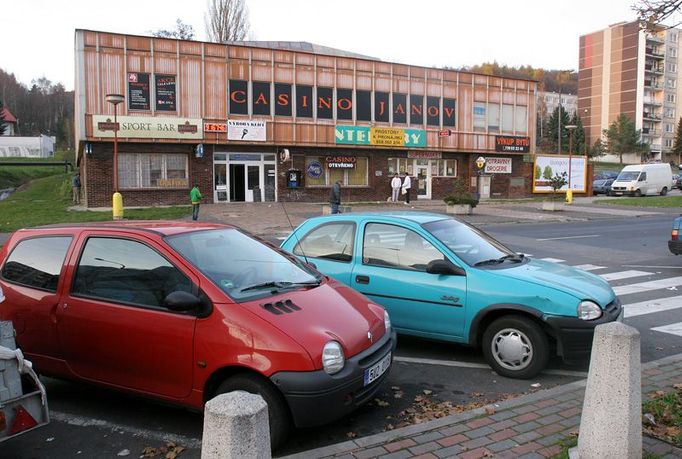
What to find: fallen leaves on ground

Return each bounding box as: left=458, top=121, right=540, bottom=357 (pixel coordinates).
left=141, top=442, right=186, bottom=458
left=642, top=386, right=682, bottom=447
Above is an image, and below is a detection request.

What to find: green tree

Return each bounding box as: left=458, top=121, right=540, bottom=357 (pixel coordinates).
left=590, top=138, right=605, bottom=158
left=543, top=165, right=553, bottom=180
left=672, top=117, right=682, bottom=163
left=153, top=19, right=195, bottom=39
left=535, top=165, right=541, bottom=179
left=546, top=106, right=571, bottom=153
left=0, top=101, right=7, bottom=135
left=603, top=114, right=650, bottom=164
left=569, top=112, right=586, bottom=155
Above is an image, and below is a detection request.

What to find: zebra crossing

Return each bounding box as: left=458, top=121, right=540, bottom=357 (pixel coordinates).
left=534, top=256, right=682, bottom=338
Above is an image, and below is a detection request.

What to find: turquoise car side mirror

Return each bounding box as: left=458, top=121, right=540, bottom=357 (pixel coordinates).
left=426, top=260, right=465, bottom=276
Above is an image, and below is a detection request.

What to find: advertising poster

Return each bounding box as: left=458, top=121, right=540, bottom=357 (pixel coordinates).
left=227, top=120, right=267, bottom=141
left=127, top=72, right=150, bottom=110
left=533, top=155, right=587, bottom=193
left=155, top=75, right=176, bottom=111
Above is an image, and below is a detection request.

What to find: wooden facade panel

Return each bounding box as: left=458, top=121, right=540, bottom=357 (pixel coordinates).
left=275, top=50, right=293, bottom=63
left=251, top=48, right=272, bottom=62
left=316, top=56, right=334, bottom=68
left=410, top=80, right=424, bottom=94
left=337, top=57, right=353, bottom=70
left=474, top=88, right=487, bottom=101
left=179, top=41, right=202, bottom=55
left=252, top=62, right=272, bottom=81
left=317, top=69, right=334, bottom=86
left=296, top=66, right=314, bottom=85
left=488, top=89, right=501, bottom=104
left=459, top=86, right=472, bottom=132
left=229, top=61, right=249, bottom=80
left=274, top=122, right=294, bottom=142
left=154, top=55, right=178, bottom=75
left=444, top=70, right=458, bottom=82
left=443, top=84, right=456, bottom=99
left=316, top=124, right=334, bottom=144
left=504, top=79, right=515, bottom=89
left=336, top=71, right=353, bottom=88
left=516, top=80, right=528, bottom=90
left=127, top=52, right=153, bottom=73
left=375, top=62, right=392, bottom=75
left=204, top=60, right=227, bottom=118
left=393, top=64, right=409, bottom=77
left=474, top=75, right=487, bottom=86
left=375, top=77, right=390, bottom=92
left=274, top=64, right=293, bottom=83
left=97, top=33, right=125, bottom=49
left=84, top=52, right=101, bottom=115
left=204, top=43, right=226, bottom=58
left=127, top=36, right=151, bottom=51
left=410, top=67, right=425, bottom=79
left=503, top=92, right=516, bottom=104
left=180, top=58, right=202, bottom=117
left=295, top=53, right=314, bottom=65
left=459, top=73, right=472, bottom=84
left=357, top=72, right=372, bottom=90
left=516, top=93, right=528, bottom=105
left=357, top=60, right=373, bottom=72
left=229, top=46, right=250, bottom=59
left=426, top=82, right=441, bottom=97
left=84, top=31, right=98, bottom=47
left=490, top=77, right=502, bottom=87
left=393, top=78, right=409, bottom=94
left=296, top=124, right=316, bottom=143
left=428, top=69, right=442, bottom=81
left=99, top=51, right=125, bottom=113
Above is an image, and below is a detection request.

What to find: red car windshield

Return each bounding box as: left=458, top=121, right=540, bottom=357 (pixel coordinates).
left=166, top=228, right=320, bottom=301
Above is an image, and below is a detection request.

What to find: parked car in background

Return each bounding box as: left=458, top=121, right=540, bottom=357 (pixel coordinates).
left=592, top=178, right=614, bottom=195
left=673, top=174, right=682, bottom=190
left=281, top=212, right=622, bottom=379
left=594, top=171, right=618, bottom=181
left=609, top=163, right=673, bottom=196
left=669, top=216, right=682, bottom=256
left=0, top=222, right=396, bottom=449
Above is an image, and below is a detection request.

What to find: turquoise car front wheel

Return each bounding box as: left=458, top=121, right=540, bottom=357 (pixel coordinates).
left=482, top=316, right=549, bottom=379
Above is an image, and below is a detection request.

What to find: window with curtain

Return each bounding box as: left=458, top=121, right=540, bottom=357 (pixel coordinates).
left=501, top=104, right=514, bottom=133
left=119, top=153, right=188, bottom=189
left=488, top=104, right=500, bottom=132
left=473, top=103, right=486, bottom=131
left=305, top=156, right=368, bottom=186
left=514, top=106, right=528, bottom=133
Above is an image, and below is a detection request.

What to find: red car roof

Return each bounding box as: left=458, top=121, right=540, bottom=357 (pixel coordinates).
left=26, top=220, right=234, bottom=237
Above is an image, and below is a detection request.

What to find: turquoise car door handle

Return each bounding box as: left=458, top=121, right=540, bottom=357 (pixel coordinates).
left=356, top=275, right=370, bottom=284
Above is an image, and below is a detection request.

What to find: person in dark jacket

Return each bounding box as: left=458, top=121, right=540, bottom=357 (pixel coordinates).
left=72, top=172, right=81, bottom=204
left=329, top=180, right=342, bottom=214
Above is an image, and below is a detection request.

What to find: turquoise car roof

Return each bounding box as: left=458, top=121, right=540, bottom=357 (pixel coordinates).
left=302, top=211, right=450, bottom=226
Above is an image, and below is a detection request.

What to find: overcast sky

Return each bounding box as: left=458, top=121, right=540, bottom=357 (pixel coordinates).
left=2, top=0, right=669, bottom=91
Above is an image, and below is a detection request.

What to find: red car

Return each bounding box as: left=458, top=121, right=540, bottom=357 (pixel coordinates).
left=0, top=221, right=395, bottom=449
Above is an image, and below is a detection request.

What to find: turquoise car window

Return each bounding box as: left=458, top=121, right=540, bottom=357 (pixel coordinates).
left=363, top=223, right=444, bottom=271
left=294, top=222, right=355, bottom=262
left=423, top=218, right=514, bottom=267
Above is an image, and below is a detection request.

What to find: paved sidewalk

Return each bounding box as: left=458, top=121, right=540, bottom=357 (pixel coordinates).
left=280, top=353, right=682, bottom=459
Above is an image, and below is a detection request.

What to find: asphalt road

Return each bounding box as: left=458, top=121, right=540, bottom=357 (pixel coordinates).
left=4, top=214, right=682, bottom=458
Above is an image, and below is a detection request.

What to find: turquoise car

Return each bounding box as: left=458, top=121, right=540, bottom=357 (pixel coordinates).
left=281, top=212, right=622, bottom=379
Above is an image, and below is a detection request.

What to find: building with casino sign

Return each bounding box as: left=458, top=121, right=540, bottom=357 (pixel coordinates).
left=74, top=31, right=538, bottom=207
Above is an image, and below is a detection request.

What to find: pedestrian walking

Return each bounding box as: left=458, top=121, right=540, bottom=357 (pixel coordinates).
left=72, top=172, right=81, bottom=204
left=401, top=172, right=412, bottom=204
left=329, top=180, right=342, bottom=214
left=390, top=173, right=402, bottom=203
left=190, top=185, right=202, bottom=221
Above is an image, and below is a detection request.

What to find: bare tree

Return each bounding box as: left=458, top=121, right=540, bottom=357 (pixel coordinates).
left=205, top=0, right=250, bottom=43
left=634, top=0, right=682, bottom=28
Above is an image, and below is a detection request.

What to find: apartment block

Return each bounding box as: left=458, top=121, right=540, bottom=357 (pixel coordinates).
left=579, top=21, right=682, bottom=162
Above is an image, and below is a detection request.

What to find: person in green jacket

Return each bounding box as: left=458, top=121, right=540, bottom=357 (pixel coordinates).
left=190, top=185, right=202, bottom=220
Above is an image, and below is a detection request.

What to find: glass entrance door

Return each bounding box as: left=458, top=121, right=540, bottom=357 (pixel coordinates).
left=246, top=165, right=261, bottom=202
left=415, top=164, right=431, bottom=199
left=214, top=163, right=227, bottom=202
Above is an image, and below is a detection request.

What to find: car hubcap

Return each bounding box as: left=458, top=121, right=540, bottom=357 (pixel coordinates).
left=491, top=328, right=533, bottom=370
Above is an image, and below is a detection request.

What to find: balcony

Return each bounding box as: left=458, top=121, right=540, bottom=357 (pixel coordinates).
left=645, top=47, right=665, bottom=58
left=645, top=64, right=664, bottom=74
left=644, top=80, right=664, bottom=89
left=643, top=112, right=662, bottom=121
left=643, top=97, right=662, bottom=106
left=642, top=127, right=660, bottom=136
left=646, top=34, right=665, bottom=43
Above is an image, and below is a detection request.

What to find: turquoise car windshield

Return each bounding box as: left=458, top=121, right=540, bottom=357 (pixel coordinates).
left=423, top=219, right=515, bottom=267
left=167, top=228, right=319, bottom=301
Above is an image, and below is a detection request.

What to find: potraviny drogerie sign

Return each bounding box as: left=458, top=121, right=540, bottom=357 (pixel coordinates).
left=532, top=154, right=587, bottom=193
left=484, top=157, right=512, bottom=174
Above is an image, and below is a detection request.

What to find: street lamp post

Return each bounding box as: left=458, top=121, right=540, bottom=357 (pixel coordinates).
left=105, top=93, right=125, bottom=219
left=566, top=124, right=577, bottom=203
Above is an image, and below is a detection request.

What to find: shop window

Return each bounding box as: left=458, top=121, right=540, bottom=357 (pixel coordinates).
left=473, top=103, right=486, bottom=131
left=388, top=158, right=408, bottom=174
left=514, top=106, right=527, bottom=133
left=488, top=104, right=500, bottom=132
left=501, top=104, right=514, bottom=133
left=119, top=153, right=189, bottom=189
left=436, top=160, right=457, bottom=177
left=305, top=156, right=368, bottom=187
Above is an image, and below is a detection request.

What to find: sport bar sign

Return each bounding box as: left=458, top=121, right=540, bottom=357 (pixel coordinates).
left=326, top=156, right=356, bottom=168
left=495, top=135, right=530, bottom=153
left=92, top=115, right=203, bottom=139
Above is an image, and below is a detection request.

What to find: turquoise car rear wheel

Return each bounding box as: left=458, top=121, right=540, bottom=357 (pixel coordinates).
left=482, top=316, right=549, bottom=379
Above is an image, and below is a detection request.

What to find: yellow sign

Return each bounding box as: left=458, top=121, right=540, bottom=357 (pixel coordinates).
left=370, top=127, right=405, bottom=147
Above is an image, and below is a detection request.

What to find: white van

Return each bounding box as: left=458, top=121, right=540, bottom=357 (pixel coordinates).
left=609, top=163, right=673, bottom=197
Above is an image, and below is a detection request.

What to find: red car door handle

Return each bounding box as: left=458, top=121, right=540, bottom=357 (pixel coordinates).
left=356, top=275, right=370, bottom=284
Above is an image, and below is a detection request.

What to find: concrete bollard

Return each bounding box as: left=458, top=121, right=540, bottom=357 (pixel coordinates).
left=574, top=322, right=642, bottom=459
left=201, top=391, right=271, bottom=459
